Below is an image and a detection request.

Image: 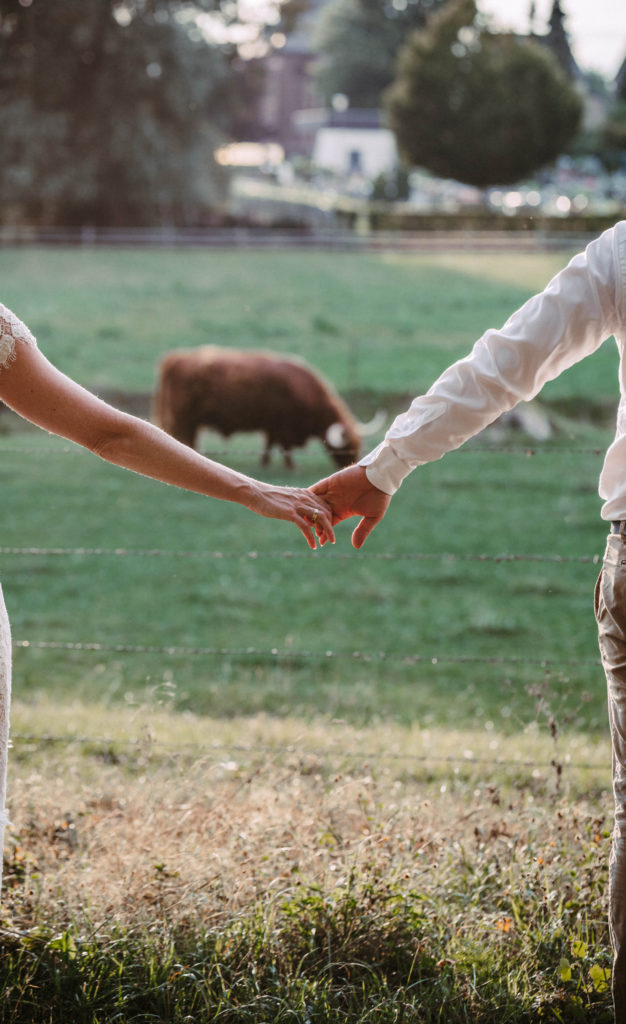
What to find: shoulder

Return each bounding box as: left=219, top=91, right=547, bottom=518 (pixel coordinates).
left=0, top=303, right=37, bottom=370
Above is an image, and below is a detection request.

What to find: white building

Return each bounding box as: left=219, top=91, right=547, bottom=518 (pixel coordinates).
left=295, top=108, right=398, bottom=180
left=313, top=126, right=397, bottom=179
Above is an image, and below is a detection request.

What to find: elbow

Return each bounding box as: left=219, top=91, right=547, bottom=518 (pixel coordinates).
left=89, top=432, right=124, bottom=463
left=88, top=418, right=136, bottom=463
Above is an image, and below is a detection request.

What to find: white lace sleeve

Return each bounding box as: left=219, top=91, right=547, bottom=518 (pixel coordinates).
left=0, top=302, right=37, bottom=370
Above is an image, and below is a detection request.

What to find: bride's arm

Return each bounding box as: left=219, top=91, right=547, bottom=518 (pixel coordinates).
left=0, top=339, right=335, bottom=548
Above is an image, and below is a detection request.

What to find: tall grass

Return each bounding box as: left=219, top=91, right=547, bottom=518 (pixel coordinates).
left=0, top=702, right=616, bottom=1022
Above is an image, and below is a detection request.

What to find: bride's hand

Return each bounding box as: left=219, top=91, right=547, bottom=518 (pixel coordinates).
left=246, top=483, right=335, bottom=549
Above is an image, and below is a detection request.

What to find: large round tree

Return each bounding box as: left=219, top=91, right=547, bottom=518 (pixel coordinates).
left=384, top=0, right=583, bottom=187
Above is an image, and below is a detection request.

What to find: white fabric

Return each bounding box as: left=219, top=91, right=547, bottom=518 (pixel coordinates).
left=0, top=303, right=36, bottom=891
left=360, top=221, right=626, bottom=522
left=0, top=588, right=11, bottom=894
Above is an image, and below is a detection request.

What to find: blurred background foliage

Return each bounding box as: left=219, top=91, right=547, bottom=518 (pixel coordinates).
left=0, top=0, right=255, bottom=226
left=312, top=0, right=449, bottom=109
left=0, top=0, right=624, bottom=226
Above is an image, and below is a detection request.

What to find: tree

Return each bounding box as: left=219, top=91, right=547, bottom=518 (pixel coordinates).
left=312, top=0, right=449, bottom=109
left=384, top=0, right=583, bottom=187
left=0, top=0, right=246, bottom=226
left=601, top=102, right=626, bottom=171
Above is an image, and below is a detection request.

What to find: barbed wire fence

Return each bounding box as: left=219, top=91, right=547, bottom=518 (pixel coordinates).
left=2, top=438, right=612, bottom=782
left=0, top=442, right=610, bottom=458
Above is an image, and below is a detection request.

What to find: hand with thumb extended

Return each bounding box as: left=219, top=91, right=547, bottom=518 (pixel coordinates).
left=310, top=464, right=391, bottom=548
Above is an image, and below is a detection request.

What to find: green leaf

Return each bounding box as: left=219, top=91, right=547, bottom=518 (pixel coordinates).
left=571, top=940, right=588, bottom=959
left=47, top=931, right=78, bottom=960
left=589, top=964, right=611, bottom=992
left=558, top=958, right=572, bottom=982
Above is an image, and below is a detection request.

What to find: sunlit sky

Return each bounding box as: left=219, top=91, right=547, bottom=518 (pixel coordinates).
left=479, top=0, right=626, bottom=79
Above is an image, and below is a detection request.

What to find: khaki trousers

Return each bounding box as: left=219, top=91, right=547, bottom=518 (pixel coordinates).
left=596, top=532, right=626, bottom=1022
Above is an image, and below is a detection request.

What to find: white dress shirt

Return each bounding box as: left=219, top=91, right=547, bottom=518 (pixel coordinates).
left=360, top=220, right=626, bottom=522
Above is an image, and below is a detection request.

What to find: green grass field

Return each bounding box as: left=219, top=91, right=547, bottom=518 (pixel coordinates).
left=0, top=243, right=620, bottom=1021
left=2, top=245, right=616, bottom=399
left=0, top=244, right=618, bottom=733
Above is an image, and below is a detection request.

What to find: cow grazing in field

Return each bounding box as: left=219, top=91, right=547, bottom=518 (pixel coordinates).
left=154, top=346, right=381, bottom=468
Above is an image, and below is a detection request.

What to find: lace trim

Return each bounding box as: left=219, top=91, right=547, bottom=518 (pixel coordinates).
left=0, top=303, right=37, bottom=370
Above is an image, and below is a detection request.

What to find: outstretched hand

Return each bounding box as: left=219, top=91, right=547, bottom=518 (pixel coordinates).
left=310, top=465, right=391, bottom=548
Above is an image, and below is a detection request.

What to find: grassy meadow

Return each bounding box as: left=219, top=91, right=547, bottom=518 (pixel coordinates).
left=0, top=243, right=621, bottom=1021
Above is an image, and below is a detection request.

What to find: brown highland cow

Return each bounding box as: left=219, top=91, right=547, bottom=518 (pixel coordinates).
left=154, top=346, right=383, bottom=469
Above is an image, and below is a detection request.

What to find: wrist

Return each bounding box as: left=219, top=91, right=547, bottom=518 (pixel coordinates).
left=234, top=474, right=261, bottom=509
left=360, top=447, right=406, bottom=495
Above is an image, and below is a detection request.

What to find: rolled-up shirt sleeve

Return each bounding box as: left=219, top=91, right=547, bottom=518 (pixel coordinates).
left=361, top=224, right=624, bottom=495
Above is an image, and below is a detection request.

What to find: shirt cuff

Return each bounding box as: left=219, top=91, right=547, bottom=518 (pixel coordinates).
left=358, top=441, right=413, bottom=495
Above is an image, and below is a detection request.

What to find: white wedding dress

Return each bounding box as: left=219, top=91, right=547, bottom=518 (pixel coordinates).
left=0, top=303, right=37, bottom=892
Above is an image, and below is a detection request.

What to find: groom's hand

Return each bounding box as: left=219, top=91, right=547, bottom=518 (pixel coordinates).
left=310, top=465, right=391, bottom=548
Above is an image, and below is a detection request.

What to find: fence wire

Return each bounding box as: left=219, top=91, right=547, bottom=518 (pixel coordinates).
left=11, top=638, right=601, bottom=670
left=3, top=540, right=603, bottom=669
left=9, top=731, right=606, bottom=773
left=0, top=442, right=609, bottom=459
left=0, top=545, right=604, bottom=564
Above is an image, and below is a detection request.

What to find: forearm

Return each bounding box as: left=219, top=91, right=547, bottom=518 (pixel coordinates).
left=0, top=344, right=261, bottom=510
left=91, top=412, right=260, bottom=507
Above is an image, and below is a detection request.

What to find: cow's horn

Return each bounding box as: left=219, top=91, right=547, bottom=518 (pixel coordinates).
left=356, top=409, right=387, bottom=436
left=325, top=422, right=348, bottom=449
